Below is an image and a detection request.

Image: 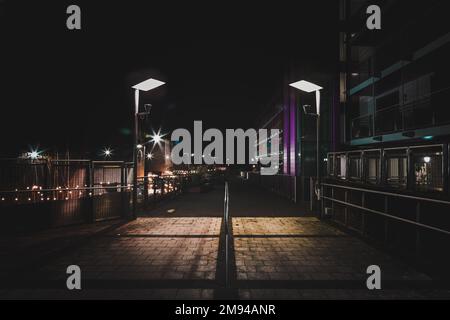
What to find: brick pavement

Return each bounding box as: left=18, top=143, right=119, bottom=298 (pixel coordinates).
left=38, top=217, right=221, bottom=281
left=1, top=181, right=449, bottom=299
left=0, top=219, right=126, bottom=278
left=233, top=217, right=428, bottom=282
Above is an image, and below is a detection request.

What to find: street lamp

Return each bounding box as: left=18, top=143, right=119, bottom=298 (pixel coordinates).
left=289, top=80, right=323, bottom=205
left=131, top=78, right=165, bottom=218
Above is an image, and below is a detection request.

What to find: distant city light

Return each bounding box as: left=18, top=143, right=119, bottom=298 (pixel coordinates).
left=152, top=134, right=162, bottom=144
left=150, top=129, right=166, bottom=147
left=29, top=151, right=39, bottom=159
left=102, top=148, right=112, bottom=158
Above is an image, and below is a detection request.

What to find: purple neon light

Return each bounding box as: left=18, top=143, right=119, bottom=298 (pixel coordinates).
left=283, top=102, right=289, bottom=175
left=289, top=93, right=296, bottom=176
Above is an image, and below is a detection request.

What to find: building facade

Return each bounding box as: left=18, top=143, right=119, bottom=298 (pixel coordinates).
left=324, top=0, right=450, bottom=277
left=252, top=66, right=339, bottom=207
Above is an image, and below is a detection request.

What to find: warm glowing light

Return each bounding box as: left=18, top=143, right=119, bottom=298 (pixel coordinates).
left=289, top=80, right=323, bottom=93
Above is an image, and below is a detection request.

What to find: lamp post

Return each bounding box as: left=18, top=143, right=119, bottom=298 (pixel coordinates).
left=289, top=80, right=323, bottom=208
left=131, top=78, right=165, bottom=219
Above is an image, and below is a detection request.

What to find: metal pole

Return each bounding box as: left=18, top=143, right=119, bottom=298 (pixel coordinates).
left=143, top=145, right=149, bottom=206
left=132, top=89, right=139, bottom=219
left=315, top=113, right=321, bottom=215
left=224, top=181, right=230, bottom=288
left=315, top=90, right=321, bottom=210
left=317, top=113, right=320, bottom=195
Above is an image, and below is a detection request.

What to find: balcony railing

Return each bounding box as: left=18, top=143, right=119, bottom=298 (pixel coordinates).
left=350, top=86, right=450, bottom=139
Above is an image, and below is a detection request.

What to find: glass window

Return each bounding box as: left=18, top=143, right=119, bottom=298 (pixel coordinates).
left=411, top=146, right=444, bottom=192
left=348, top=153, right=362, bottom=181
left=327, top=154, right=335, bottom=177
left=336, top=154, right=347, bottom=180
left=385, top=149, right=408, bottom=188
left=364, top=150, right=381, bottom=184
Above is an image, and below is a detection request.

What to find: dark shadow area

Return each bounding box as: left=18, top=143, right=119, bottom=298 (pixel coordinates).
left=228, top=178, right=312, bottom=217
left=138, top=184, right=224, bottom=217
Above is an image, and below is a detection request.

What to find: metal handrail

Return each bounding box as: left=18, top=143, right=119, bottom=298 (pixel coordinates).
left=224, top=181, right=229, bottom=233
left=321, top=194, right=450, bottom=236
left=223, top=181, right=230, bottom=287
left=322, top=182, right=450, bottom=206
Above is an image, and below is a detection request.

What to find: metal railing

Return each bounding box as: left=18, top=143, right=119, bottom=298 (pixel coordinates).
left=320, top=181, right=450, bottom=274
left=0, top=159, right=134, bottom=233
left=350, top=86, right=450, bottom=139
left=321, top=182, right=450, bottom=236
left=0, top=184, right=132, bottom=233
left=223, top=181, right=231, bottom=288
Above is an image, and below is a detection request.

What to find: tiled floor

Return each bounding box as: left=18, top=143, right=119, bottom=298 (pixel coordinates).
left=114, top=217, right=221, bottom=236
left=233, top=217, right=427, bottom=282
left=39, top=217, right=221, bottom=281
left=2, top=183, right=450, bottom=299
left=233, top=217, right=344, bottom=236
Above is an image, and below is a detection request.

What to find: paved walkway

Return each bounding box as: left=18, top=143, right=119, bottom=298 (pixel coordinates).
left=1, top=180, right=449, bottom=299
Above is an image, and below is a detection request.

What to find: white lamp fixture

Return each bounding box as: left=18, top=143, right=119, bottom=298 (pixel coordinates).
left=289, top=80, right=323, bottom=92
left=289, top=80, right=322, bottom=115
left=132, top=78, right=165, bottom=92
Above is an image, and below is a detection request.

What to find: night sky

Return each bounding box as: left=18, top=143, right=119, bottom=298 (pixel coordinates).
left=0, top=1, right=338, bottom=159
